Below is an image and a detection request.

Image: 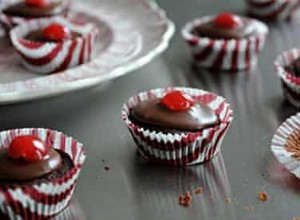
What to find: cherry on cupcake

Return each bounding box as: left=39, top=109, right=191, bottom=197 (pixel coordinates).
left=8, top=135, right=49, bottom=162
left=161, top=90, right=195, bottom=111
left=43, top=23, right=71, bottom=42
left=25, top=0, right=50, bottom=7
left=214, top=12, right=242, bottom=29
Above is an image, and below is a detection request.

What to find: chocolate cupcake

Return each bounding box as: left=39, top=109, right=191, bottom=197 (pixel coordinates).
left=10, top=17, right=99, bottom=74
left=122, top=87, right=233, bottom=166
left=274, top=48, right=300, bottom=107
left=0, top=128, right=86, bottom=219
left=181, top=12, right=268, bottom=71
left=0, top=0, right=71, bottom=29
left=246, top=0, right=300, bottom=21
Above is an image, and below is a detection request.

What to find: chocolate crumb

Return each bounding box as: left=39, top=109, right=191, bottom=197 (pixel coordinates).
left=285, top=130, right=300, bottom=159
left=243, top=206, right=254, bottom=212
left=224, top=198, right=231, bottom=203
left=258, top=191, right=268, bottom=202
left=104, top=166, right=110, bottom=171
left=178, top=191, right=192, bottom=206
left=195, top=187, right=202, bottom=195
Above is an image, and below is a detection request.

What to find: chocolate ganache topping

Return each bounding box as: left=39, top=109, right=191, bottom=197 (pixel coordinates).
left=3, top=0, right=68, bottom=18
left=0, top=149, right=62, bottom=181
left=192, top=13, right=255, bottom=39
left=285, top=57, right=300, bottom=77
left=0, top=135, right=62, bottom=181
left=130, top=91, right=219, bottom=131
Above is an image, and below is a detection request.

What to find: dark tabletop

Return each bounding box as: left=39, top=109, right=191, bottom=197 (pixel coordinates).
left=1, top=0, right=300, bottom=219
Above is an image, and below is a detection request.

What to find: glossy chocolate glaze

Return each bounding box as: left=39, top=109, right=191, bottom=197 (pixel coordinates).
left=3, top=1, right=67, bottom=18
left=130, top=99, right=219, bottom=131
left=192, top=18, right=255, bottom=39
left=285, top=57, right=300, bottom=77
left=25, top=30, right=81, bottom=42
left=0, top=148, right=62, bottom=181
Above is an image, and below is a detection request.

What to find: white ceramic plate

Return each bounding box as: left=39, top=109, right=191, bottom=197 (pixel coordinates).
left=0, top=0, right=175, bottom=104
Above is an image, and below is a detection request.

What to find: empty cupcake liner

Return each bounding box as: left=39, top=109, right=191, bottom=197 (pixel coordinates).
left=246, top=0, right=300, bottom=21
left=271, top=113, right=300, bottom=179
left=0, top=0, right=72, bottom=29
left=121, top=87, right=233, bottom=166
left=274, top=48, right=300, bottom=107
left=181, top=15, right=268, bottom=71
left=10, top=16, right=99, bottom=74
left=0, top=128, right=86, bottom=219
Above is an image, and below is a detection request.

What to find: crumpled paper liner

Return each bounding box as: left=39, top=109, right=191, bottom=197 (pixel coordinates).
left=271, top=113, right=300, bottom=179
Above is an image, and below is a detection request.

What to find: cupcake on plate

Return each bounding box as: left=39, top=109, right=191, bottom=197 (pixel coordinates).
left=10, top=16, right=99, bottom=74
left=121, top=87, right=233, bottom=166
left=274, top=48, right=300, bottom=107
left=181, top=12, right=268, bottom=71
left=0, top=0, right=71, bottom=29
left=0, top=128, right=86, bottom=219
left=246, top=0, right=300, bottom=21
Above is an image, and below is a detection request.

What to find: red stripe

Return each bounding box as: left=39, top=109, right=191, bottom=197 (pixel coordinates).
left=19, top=39, right=44, bottom=49
left=71, top=139, right=77, bottom=161
left=245, top=39, right=251, bottom=69
left=231, top=40, right=240, bottom=71
left=87, top=34, right=92, bottom=61
left=255, top=37, right=260, bottom=55
left=79, top=37, right=86, bottom=64
left=53, top=40, right=78, bottom=73
left=212, top=41, right=228, bottom=70
left=196, top=93, right=218, bottom=105
left=22, top=183, right=75, bottom=205
left=60, top=134, right=66, bottom=152
left=247, top=0, right=275, bottom=7
left=19, top=44, right=63, bottom=66
left=193, top=40, right=214, bottom=62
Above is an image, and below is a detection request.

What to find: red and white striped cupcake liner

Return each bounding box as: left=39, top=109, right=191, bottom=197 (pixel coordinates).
left=0, top=128, right=86, bottom=219
left=246, top=0, right=300, bottom=21
left=10, top=16, right=99, bottom=74
left=271, top=113, right=300, bottom=179
left=0, top=0, right=72, bottom=29
left=181, top=15, right=268, bottom=71
left=121, top=87, right=233, bottom=166
left=274, top=48, right=300, bottom=107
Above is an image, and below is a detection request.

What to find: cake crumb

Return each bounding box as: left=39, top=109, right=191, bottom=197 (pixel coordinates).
left=178, top=191, right=192, bottom=206
left=258, top=191, right=268, bottom=202
left=195, top=187, right=202, bottom=195
left=224, top=198, right=231, bottom=203
left=243, top=206, right=254, bottom=212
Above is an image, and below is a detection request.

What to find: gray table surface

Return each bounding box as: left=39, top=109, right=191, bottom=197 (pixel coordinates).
left=2, top=0, right=300, bottom=219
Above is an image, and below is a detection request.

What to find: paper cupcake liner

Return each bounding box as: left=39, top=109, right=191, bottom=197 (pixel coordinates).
left=274, top=48, right=300, bottom=107
left=0, top=0, right=72, bottom=29
left=181, top=15, right=268, bottom=71
left=10, top=16, right=99, bottom=74
left=246, top=0, right=300, bottom=21
left=271, top=113, right=300, bottom=179
left=121, top=87, right=233, bottom=166
left=0, top=128, right=86, bottom=219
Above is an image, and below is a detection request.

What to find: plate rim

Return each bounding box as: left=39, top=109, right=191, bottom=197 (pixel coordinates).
left=0, top=0, right=175, bottom=104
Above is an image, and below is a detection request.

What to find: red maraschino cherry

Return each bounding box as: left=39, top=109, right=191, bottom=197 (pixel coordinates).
left=43, top=23, right=71, bottom=42
left=214, top=12, right=242, bottom=29
left=8, top=135, right=49, bottom=162
left=161, top=91, right=195, bottom=111
left=25, top=0, right=50, bottom=7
